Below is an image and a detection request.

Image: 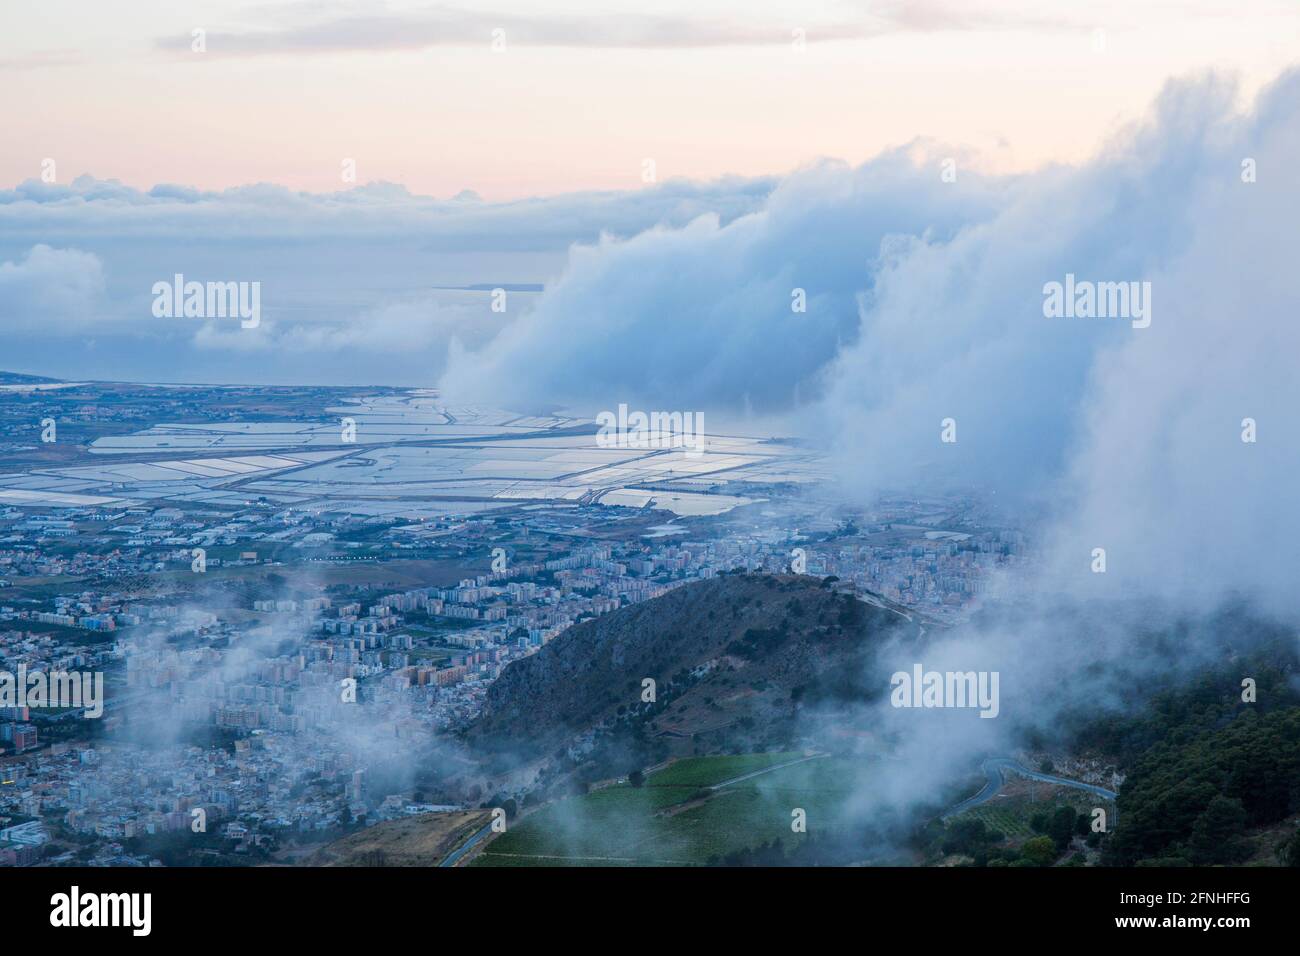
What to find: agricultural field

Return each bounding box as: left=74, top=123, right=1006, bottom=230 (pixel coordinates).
left=473, top=752, right=878, bottom=866
left=954, top=790, right=1112, bottom=844
left=643, top=752, right=801, bottom=788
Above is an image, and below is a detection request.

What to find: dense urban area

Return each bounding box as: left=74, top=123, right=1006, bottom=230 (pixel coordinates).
left=0, top=376, right=1025, bottom=866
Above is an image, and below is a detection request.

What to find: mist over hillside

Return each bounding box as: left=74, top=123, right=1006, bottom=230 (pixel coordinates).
left=449, top=570, right=1300, bottom=866
left=464, top=573, right=917, bottom=764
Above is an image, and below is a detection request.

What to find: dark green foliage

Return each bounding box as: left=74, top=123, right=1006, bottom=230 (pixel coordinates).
left=1187, top=795, right=1250, bottom=865
left=1046, top=805, right=1078, bottom=852
left=1069, top=630, right=1300, bottom=764
left=1276, top=828, right=1300, bottom=866
left=1106, top=707, right=1300, bottom=865
left=940, top=817, right=1005, bottom=857
left=725, top=626, right=788, bottom=660
left=1020, top=835, right=1059, bottom=867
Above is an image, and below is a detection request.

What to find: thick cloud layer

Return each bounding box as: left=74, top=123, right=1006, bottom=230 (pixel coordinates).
left=807, top=71, right=1299, bottom=828
left=440, top=146, right=1010, bottom=412
left=444, top=70, right=1300, bottom=619
left=0, top=175, right=772, bottom=248
left=0, top=174, right=771, bottom=383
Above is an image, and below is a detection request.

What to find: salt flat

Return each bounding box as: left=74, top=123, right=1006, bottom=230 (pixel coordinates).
left=8, top=392, right=825, bottom=517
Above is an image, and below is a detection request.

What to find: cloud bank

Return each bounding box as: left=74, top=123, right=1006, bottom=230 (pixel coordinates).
left=444, top=69, right=1300, bottom=614
left=0, top=174, right=771, bottom=384
left=0, top=244, right=105, bottom=333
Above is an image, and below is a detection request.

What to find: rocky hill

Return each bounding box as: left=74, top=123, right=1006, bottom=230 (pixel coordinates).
left=0, top=370, right=61, bottom=384
left=462, top=572, right=920, bottom=763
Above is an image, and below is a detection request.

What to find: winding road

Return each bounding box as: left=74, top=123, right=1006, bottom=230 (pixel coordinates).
left=942, top=758, right=1118, bottom=821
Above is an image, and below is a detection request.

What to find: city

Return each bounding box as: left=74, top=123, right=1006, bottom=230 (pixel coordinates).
left=0, top=376, right=1026, bottom=865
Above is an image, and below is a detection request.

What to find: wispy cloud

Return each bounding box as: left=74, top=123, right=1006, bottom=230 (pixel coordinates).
left=0, top=50, right=86, bottom=71
left=153, top=1, right=1076, bottom=57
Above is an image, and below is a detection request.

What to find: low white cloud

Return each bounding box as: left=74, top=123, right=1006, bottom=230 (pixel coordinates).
left=192, top=296, right=507, bottom=385
left=0, top=244, right=106, bottom=332
left=440, top=148, right=1008, bottom=413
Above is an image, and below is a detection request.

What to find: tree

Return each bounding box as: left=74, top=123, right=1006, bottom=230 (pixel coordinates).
left=941, top=818, right=995, bottom=857
left=1275, top=828, right=1300, bottom=867
left=628, top=769, right=645, bottom=788
left=1188, top=795, right=1250, bottom=865
left=1047, top=805, right=1077, bottom=852
left=1020, top=835, right=1058, bottom=867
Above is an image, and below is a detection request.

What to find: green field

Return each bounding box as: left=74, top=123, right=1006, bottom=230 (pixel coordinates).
left=643, top=752, right=801, bottom=788
left=956, top=792, right=1113, bottom=843
left=474, top=752, right=876, bottom=866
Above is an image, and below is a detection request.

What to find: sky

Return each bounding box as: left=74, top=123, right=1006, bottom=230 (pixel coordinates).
left=3, top=1, right=1299, bottom=391
left=3, top=0, right=1299, bottom=198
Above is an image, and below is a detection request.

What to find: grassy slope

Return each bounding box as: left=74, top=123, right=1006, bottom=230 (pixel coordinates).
left=474, top=752, right=874, bottom=866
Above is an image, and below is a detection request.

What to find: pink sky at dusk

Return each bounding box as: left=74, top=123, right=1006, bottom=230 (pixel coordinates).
left=3, top=0, right=1298, bottom=199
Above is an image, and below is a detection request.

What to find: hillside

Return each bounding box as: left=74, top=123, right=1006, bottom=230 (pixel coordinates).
left=308, top=810, right=490, bottom=866
left=0, top=370, right=61, bottom=384
left=462, top=573, right=919, bottom=765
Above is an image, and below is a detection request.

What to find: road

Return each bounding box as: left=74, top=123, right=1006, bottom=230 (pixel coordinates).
left=942, top=758, right=1118, bottom=821
left=706, top=753, right=827, bottom=791
left=943, top=761, right=1005, bottom=820
left=987, top=758, right=1118, bottom=801
left=438, top=820, right=495, bottom=868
